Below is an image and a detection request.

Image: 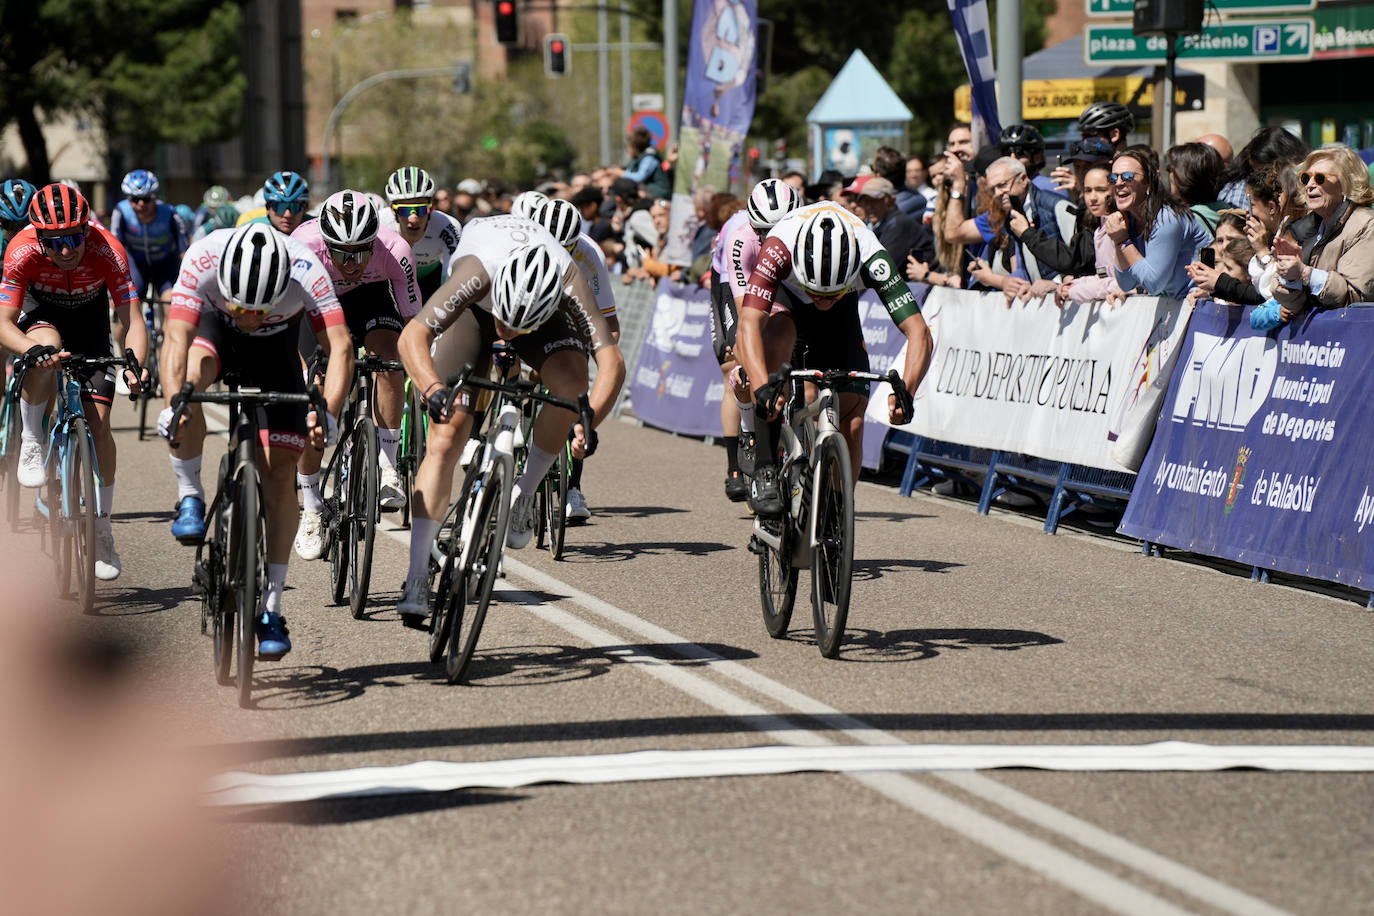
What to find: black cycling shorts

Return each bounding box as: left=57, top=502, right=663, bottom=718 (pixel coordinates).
left=191, top=309, right=310, bottom=453
left=778, top=291, right=871, bottom=397
left=18, top=302, right=116, bottom=405
left=431, top=306, right=587, bottom=412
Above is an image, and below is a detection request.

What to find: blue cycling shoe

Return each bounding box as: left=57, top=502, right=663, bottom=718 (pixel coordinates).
left=171, top=495, right=207, bottom=544
left=256, top=612, right=291, bottom=661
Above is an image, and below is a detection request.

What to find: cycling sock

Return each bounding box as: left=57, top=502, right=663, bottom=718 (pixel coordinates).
left=297, top=471, right=324, bottom=513
left=170, top=455, right=205, bottom=501
left=724, top=436, right=739, bottom=474
left=517, top=443, right=557, bottom=494
left=377, top=427, right=401, bottom=470
left=409, top=517, right=440, bottom=581
left=98, top=484, right=114, bottom=528
left=737, top=401, right=755, bottom=433
left=569, top=457, right=584, bottom=489
left=19, top=397, right=45, bottom=442
left=262, top=563, right=288, bottom=616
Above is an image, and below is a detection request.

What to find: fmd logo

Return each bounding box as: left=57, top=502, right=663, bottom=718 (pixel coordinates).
left=1170, top=332, right=1276, bottom=432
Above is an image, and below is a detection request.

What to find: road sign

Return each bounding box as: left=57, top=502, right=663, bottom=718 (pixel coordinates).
left=628, top=111, right=669, bottom=150
left=1086, top=0, right=1314, bottom=15
left=632, top=93, right=665, bottom=112
left=1084, top=18, right=1314, bottom=64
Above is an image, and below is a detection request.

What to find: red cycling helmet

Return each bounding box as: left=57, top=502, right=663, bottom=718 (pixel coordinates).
left=28, top=183, right=90, bottom=232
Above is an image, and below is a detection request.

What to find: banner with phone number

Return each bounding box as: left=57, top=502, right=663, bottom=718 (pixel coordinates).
left=1119, top=302, right=1374, bottom=589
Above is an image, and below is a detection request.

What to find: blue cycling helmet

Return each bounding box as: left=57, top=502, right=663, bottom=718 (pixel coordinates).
left=0, top=179, right=37, bottom=223
left=174, top=203, right=196, bottom=226
left=263, top=170, right=309, bottom=205
left=121, top=169, right=159, bottom=197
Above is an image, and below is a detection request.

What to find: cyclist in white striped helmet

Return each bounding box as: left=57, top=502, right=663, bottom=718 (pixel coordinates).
left=734, top=201, right=933, bottom=517
left=159, top=221, right=355, bottom=660
left=382, top=166, right=463, bottom=300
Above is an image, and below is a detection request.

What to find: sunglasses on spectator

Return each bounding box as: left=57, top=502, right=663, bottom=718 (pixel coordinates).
left=327, top=243, right=372, bottom=265
left=1300, top=171, right=1338, bottom=187
left=268, top=200, right=306, bottom=216
left=1004, top=146, right=1034, bottom=158
left=1109, top=171, right=1140, bottom=185
left=392, top=203, right=431, bottom=220
left=39, top=231, right=86, bottom=252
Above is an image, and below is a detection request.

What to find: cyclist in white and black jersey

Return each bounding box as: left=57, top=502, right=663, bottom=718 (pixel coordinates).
left=381, top=166, right=462, bottom=301
left=529, top=196, right=620, bottom=523
left=396, top=215, right=625, bottom=625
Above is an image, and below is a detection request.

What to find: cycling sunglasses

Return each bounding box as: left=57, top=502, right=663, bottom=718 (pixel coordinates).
left=1108, top=171, right=1140, bottom=185
left=798, top=281, right=853, bottom=302
left=392, top=203, right=431, bottom=220
left=327, top=243, right=372, bottom=265
left=268, top=200, right=307, bottom=216
left=1300, top=171, right=1338, bottom=187
left=127, top=195, right=156, bottom=205
left=39, top=231, right=87, bottom=252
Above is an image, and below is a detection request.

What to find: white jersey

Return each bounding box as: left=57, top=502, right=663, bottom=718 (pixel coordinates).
left=762, top=201, right=885, bottom=301
left=569, top=234, right=616, bottom=318
left=169, top=233, right=344, bottom=337
left=380, top=207, right=462, bottom=278
left=442, top=215, right=574, bottom=315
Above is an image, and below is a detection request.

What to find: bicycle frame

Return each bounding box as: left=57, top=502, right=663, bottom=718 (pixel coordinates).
left=750, top=384, right=839, bottom=567
left=35, top=362, right=112, bottom=526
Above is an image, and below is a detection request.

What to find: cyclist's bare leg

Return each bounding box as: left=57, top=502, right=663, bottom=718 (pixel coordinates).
left=259, top=444, right=302, bottom=565
left=84, top=398, right=116, bottom=486
left=412, top=406, right=474, bottom=522
left=364, top=328, right=404, bottom=431
left=837, top=391, right=869, bottom=485
left=529, top=350, right=584, bottom=455
left=17, top=325, right=61, bottom=409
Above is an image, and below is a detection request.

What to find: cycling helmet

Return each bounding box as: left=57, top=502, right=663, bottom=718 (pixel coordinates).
left=175, top=204, right=196, bottom=226
left=384, top=166, right=436, bottom=203
left=121, top=169, right=159, bottom=197
left=0, top=179, right=37, bottom=224
left=793, top=209, right=860, bottom=295
left=746, top=178, right=800, bottom=230
left=217, top=223, right=292, bottom=312
left=206, top=204, right=241, bottom=233
left=58, top=178, right=82, bottom=194
left=510, top=190, right=548, bottom=220
left=489, top=246, right=565, bottom=332
left=532, top=198, right=581, bottom=249
left=28, top=183, right=90, bottom=232
left=202, top=184, right=231, bottom=208
left=318, top=190, right=380, bottom=247
left=999, top=123, right=1045, bottom=152
left=262, top=170, right=310, bottom=205
left=1078, top=101, right=1134, bottom=135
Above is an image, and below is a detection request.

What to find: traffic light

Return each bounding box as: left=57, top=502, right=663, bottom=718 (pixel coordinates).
left=495, top=0, right=518, bottom=45
left=544, top=33, right=570, bottom=76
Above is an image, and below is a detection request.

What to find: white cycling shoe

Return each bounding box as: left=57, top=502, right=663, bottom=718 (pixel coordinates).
left=17, top=440, right=44, bottom=488
left=94, top=528, right=122, bottom=580
left=397, top=573, right=429, bottom=626
left=295, top=510, right=325, bottom=560
left=378, top=466, right=406, bottom=512
left=506, top=486, right=535, bottom=550
left=565, top=487, right=590, bottom=523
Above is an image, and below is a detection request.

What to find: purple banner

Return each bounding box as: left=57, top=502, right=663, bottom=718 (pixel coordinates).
left=1119, top=302, right=1374, bottom=589
left=628, top=281, right=724, bottom=437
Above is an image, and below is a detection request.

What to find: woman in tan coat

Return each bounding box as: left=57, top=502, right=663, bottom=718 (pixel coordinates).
left=1273, top=144, right=1374, bottom=319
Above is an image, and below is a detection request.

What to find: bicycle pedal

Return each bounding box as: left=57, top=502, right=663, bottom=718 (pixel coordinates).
left=747, top=535, right=764, bottom=556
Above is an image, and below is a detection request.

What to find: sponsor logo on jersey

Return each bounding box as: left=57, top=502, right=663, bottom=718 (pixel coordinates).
left=867, top=256, right=891, bottom=282
left=180, top=269, right=199, bottom=290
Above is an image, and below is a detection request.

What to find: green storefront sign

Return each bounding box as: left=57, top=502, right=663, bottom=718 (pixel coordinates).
left=1313, top=2, right=1374, bottom=58
left=1087, top=0, right=1315, bottom=14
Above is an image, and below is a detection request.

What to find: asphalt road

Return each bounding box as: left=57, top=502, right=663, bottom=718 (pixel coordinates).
left=10, top=398, right=1374, bottom=916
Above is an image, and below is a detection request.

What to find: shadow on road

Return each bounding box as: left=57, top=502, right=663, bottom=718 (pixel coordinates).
left=94, top=583, right=188, bottom=616
left=564, top=540, right=734, bottom=562
left=851, top=558, right=964, bottom=581
left=855, top=509, right=936, bottom=523
left=589, top=505, right=688, bottom=519
left=838, top=627, right=1063, bottom=662
left=214, top=789, right=519, bottom=825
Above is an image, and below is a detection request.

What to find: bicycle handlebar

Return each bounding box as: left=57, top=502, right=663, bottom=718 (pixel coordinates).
left=754, top=362, right=915, bottom=423
left=307, top=346, right=405, bottom=378
left=10, top=349, right=143, bottom=398
left=166, top=381, right=328, bottom=448
left=443, top=364, right=598, bottom=458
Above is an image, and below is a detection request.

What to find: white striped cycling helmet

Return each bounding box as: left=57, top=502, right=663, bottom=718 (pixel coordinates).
left=532, top=198, right=581, bottom=250
left=490, top=246, right=565, bottom=332
left=793, top=209, right=861, bottom=295
left=510, top=190, right=549, bottom=220
left=217, top=223, right=292, bottom=312
left=318, top=190, right=380, bottom=247
left=746, top=178, right=800, bottom=230
left=384, top=166, right=436, bottom=203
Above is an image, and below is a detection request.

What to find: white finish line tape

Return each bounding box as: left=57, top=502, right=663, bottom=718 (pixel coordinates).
left=207, top=740, right=1374, bottom=807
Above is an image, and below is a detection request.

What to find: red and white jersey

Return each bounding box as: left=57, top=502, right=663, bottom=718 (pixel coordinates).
left=0, top=224, right=139, bottom=315
left=291, top=220, right=421, bottom=318
left=168, top=233, right=344, bottom=337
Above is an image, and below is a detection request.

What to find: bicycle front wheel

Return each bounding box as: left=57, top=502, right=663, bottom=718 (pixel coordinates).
left=348, top=420, right=379, bottom=619
left=810, top=436, right=854, bottom=658
left=430, top=464, right=477, bottom=663
left=3, top=390, right=21, bottom=531
left=758, top=515, right=798, bottom=638
left=69, top=419, right=97, bottom=614
left=326, top=439, right=350, bottom=606
left=206, top=495, right=234, bottom=685
left=545, top=446, right=569, bottom=560
left=233, top=460, right=263, bottom=708
left=446, top=460, right=510, bottom=684
left=137, top=328, right=162, bottom=440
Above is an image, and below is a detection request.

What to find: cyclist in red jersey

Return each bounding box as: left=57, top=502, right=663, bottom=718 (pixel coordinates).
left=0, top=183, right=148, bottom=579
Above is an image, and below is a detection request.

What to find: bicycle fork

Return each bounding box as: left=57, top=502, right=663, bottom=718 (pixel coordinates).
left=451, top=408, right=517, bottom=587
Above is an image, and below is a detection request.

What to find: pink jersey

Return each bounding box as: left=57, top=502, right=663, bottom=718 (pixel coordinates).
left=291, top=221, right=421, bottom=319
left=709, top=209, right=762, bottom=306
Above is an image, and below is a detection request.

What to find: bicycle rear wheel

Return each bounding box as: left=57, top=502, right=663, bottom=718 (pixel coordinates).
left=445, top=460, right=509, bottom=684
left=758, top=515, right=798, bottom=638
left=347, top=420, right=379, bottom=619
left=69, top=419, right=97, bottom=614
left=545, top=446, right=569, bottom=560
left=810, top=436, right=854, bottom=658
left=233, top=460, right=263, bottom=708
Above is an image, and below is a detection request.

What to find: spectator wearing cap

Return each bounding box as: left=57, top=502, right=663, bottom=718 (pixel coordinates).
left=1054, top=137, right=1116, bottom=197
left=854, top=177, right=934, bottom=268
left=453, top=178, right=483, bottom=223
left=873, top=146, right=926, bottom=220
left=623, top=126, right=673, bottom=199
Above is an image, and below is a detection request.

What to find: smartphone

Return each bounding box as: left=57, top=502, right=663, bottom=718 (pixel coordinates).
left=1056, top=154, right=1064, bottom=168
left=1200, top=247, right=1216, bottom=268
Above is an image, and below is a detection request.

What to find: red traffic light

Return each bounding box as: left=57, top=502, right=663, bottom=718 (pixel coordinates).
left=551, top=39, right=564, bottom=53
left=495, top=0, right=518, bottom=44
left=544, top=32, right=570, bottom=76
left=497, top=1, right=513, bottom=13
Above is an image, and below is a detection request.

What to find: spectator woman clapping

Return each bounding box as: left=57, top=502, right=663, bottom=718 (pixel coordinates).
left=1054, top=164, right=1127, bottom=306
left=1104, top=145, right=1213, bottom=299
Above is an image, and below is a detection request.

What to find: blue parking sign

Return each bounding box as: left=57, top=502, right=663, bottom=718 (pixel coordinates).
left=1254, top=26, right=1280, bottom=53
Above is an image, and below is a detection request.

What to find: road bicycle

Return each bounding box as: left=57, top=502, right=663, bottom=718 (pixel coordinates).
left=1, top=355, right=25, bottom=531
left=24, top=350, right=139, bottom=614
left=169, top=380, right=326, bottom=708
left=748, top=364, right=912, bottom=658
left=134, top=290, right=165, bottom=440
left=318, top=352, right=405, bottom=619
left=425, top=365, right=595, bottom=684
left=397, top=378, right=427, bottom=529
left=534, top=440, right=572, bottom=560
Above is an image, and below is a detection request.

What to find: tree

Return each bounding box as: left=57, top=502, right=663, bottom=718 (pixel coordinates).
left=0, top=1, right=245, bottom=184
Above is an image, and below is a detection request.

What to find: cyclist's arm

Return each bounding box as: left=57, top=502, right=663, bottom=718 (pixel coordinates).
left=860, top=249, right=933, bottom=414
left=400, top=254, right=487, bottom=397
left=161, top=318, right=198, bottom=399
left=561, top=264, right=623, bottom=425
left=314, top=322, right=354, bottom=421
left=738, top=236, right=790, bottom=405
left=99, top=233, right=148, bottom=370
left=0, top=252, right=35, bottom=354
left=108, top=205, right=127, bottom=243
